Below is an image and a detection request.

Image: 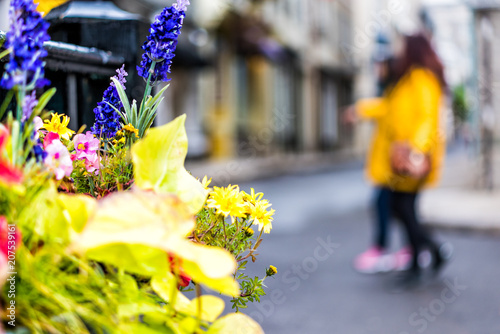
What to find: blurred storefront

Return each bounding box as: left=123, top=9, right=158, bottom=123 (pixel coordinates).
left=201, top=0, right=356, bottom=159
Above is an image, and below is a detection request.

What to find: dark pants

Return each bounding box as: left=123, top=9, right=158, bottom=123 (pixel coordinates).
left=390, top=190, right=439, bottom=272
left=374, top=187, right=391, bottom=249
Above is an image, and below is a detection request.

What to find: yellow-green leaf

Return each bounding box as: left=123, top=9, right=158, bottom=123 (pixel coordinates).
left=151, top=273, right=190, bottom=309
left=207, top=313, right=264, bottom=334
left=176, top=295, right=225, bottom=323
left=177, top=243, right=240, bottom=296
left=73, top=190, right=194, bottom=250
left=73, top=189, right=238, bottom=295
left=178, top=317, right=198, bottom=333
left=118, top=301, right=167, bottom=319
left=131, top=114, right=208, bottom=215
left=118, top=323, right=175, bottom=334
left=58, top=193, right=96, bottom=233
left=20, top=182, right=69, bottom=245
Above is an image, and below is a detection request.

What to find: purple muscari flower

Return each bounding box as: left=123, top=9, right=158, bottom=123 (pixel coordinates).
left=0, top=0, right=50, bottom=90
left=22, top=90, right=37, bottom=121
left=137, top=0, right=188, bottom=83
left=91, top=66, right=128, bottom=138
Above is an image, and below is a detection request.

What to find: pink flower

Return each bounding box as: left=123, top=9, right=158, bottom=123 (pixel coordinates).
left=73, top=131, right=100, bottom=174
left=43, top=132, right=60, bottom=149
left=84, top=153, right=101, bottom=174
left=73, top=131, right=99, bottom=160
left=44, top=140, right=73, bottom=180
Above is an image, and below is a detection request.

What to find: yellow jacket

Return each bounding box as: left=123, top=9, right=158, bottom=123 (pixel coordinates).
left=356, top=67, right=446, bottom=192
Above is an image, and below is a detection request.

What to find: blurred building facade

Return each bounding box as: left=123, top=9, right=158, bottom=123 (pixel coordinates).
left=153, top=0, right=357, bottom=159
left=0, top=0, right=359, bottom=159
left=468, top=0, right=500, bottom=189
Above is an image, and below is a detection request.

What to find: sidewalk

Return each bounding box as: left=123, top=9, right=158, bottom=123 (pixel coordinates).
left=420, top=146, right=500, bottom=232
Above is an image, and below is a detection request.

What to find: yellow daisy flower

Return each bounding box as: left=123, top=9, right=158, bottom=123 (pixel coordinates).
left=42, top=113, right=75, bottom=140
left=206, top=184, right=247, bottom=218
left=248, top=199, right=275, bottom=234
left=242, top=188, right=264, bottom=205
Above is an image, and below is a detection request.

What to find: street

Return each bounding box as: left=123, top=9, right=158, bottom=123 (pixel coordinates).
left=236, top=163, right=500, bottom=334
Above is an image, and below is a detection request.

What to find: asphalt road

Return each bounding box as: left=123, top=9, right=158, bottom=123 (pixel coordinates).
left=235, top=164, right=500, bottom=334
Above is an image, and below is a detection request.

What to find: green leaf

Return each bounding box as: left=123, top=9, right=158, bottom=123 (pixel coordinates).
left=105, top=101, right=128, bottom=124
left=0, top=48, right=10, bottom=61
left=131, top=114, right=208, bottom=215
left=111, top=77, right=131, bottom=120
left=0, top=90, right=14, bottom=120
left=140, top=108, right=158, bottom=137
left=148, top=83, right=170, bottom=110
left=206, top=313, right=264, bottom=334
left=33, top=87, right=56, bottom=115
left=131, top=99, right=138, bottom=127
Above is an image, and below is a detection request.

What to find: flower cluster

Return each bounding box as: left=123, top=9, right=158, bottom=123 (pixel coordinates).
left=206, top=185, right=275, bottom=233
left=137, top=0, right=189, bottom=83
left=199, top=183, right=276, bottom=311
left=0, top=0, right=50, bottom=90
left=91, top=66, right=128, bottom=138
left=43, top=132, right=72, bottom=180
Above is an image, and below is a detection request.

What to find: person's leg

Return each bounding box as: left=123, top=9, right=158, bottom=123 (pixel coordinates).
left=374, top=187, right=391, bottom=249
left=390, top=191, right=421, bottom=273
left=391, top=190, right=446, bottom=275
left=353, top=187, right=391, bottom=273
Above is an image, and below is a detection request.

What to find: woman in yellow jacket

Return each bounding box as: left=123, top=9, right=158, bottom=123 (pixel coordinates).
left=351, top=34, right=449, bottom=281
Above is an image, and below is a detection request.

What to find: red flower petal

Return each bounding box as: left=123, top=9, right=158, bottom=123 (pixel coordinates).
left=0, top=163, right=23, bottom=184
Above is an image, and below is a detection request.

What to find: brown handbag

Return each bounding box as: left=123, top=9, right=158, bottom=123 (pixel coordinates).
left=390, top=142, right=431, bottom=179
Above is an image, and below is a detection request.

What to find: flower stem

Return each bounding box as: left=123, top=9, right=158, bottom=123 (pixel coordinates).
left=140, top=61, right=156, bottom=118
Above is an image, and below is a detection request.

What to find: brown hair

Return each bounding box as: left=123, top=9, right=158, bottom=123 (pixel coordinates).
left=394, top=33, right=446, bottom=89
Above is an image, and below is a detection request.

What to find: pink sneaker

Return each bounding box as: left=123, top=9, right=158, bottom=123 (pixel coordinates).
left=393, top=247, right=413, bottom=271
left=353, top=246, right=390, bottom=274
